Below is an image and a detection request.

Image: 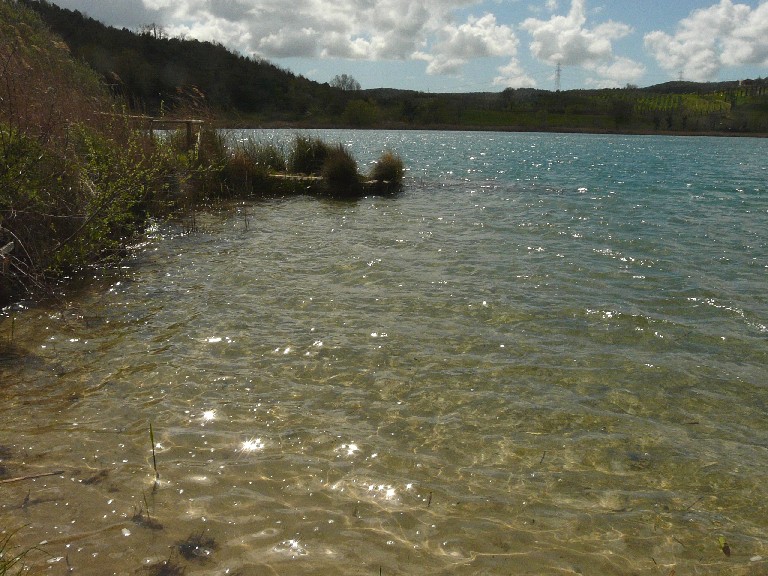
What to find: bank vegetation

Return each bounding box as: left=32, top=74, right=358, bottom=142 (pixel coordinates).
left=0, top=1, right=403, bottom=307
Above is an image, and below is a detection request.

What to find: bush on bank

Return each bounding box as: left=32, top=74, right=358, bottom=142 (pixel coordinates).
left=1, top=1, right=142, bottom=303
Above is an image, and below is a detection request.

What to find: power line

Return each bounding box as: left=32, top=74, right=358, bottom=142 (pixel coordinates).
left=555, top=62, right=562, bottom=92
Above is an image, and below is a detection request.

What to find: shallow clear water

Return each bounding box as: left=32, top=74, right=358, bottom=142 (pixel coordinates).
left=1, top=130, right=767, bottom=575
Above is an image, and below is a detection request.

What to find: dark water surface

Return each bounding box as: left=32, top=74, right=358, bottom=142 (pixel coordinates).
left=1, top=130, right=767, bottom=575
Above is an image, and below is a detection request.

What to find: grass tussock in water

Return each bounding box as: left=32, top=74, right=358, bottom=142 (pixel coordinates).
left=320, top=143, right=362, bottom=197
left=220, top=135, right=404, bottom=199
left=370, top=150, right=405, bottom=194
left=0, top=2, right=404, bottom=307
left=289, top=135, right=331, bottom=175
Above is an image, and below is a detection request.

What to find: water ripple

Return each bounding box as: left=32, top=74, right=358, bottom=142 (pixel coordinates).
left=1, top=131, right=767, bottom=575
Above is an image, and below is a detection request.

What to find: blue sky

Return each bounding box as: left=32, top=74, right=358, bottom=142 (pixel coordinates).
left=52, top=0, right=768, bottom=92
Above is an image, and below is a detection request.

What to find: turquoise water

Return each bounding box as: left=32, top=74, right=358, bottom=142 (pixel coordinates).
left=1, top=130, right=767, bottom=575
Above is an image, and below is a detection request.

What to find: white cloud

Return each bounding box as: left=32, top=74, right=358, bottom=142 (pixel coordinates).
left=493, top=59, right=537, bottom=88
left=166, top=19, right=253, bottom=52
left=257, top=28, right=321, bottom=58
left=415, top=13, right=520, bottom=75
left=60, top=0, right=544, bottom=87
left=136, top=0, right=540, bottom=81
left=522, top=0, right=630, bottom=65
left=586, top=56, right=646, bottom=88
left=142, top=0, right=176, bottom=10
left=521, top=0, right=644, bottom=86
left=644, top=0, right=768, bottom=81
left=240, top=0, right=452, bottom=61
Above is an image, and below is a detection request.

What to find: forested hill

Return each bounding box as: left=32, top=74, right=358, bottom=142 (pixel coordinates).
left=19, top=0, right=338, bottom=120
left=21, top=0, right=768, bottom=133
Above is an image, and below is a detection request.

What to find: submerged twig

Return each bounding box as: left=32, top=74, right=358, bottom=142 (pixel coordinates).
left=149, top=422, right=159, bottom=480
left=0, top=470, right=64, bottom=484
left=684, top=496, right=704, bottom=511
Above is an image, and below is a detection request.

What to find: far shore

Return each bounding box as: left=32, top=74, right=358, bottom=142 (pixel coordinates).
left=214, top=120, right=768, bottom=139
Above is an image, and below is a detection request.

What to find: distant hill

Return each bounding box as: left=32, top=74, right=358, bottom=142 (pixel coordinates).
left=20, top=0, right=341, bottom=121
left=21, top=0, right=768, bottom=133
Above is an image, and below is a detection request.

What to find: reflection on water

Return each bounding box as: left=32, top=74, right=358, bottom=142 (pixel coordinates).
left=1, top=131, right=767, bottom=575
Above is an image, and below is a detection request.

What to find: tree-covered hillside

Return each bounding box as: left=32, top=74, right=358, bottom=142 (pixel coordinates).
left=20, top=0, right=341, bottom=121
left=20, top=0, right=768, bottom=134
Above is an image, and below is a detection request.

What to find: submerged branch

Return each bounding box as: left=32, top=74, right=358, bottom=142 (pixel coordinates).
left=0, top=470, right=65, bottom=484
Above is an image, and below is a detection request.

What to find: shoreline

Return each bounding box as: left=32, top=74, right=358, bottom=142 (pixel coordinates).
left=215, top=120, right=768, bottom=138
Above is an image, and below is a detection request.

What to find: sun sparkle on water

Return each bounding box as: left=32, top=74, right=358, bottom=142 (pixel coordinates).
left=4, top=131, right=767, bottom=576
left=239, top=437, right=265, bottom=453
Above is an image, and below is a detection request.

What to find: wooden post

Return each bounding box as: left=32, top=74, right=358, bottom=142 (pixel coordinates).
left=149, top=119, right=204, bottom=150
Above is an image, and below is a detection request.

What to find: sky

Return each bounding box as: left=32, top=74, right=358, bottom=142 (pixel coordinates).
left=50, top=0, right=768, bottom=92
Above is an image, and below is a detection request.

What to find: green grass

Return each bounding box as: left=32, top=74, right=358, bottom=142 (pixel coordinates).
left=0, top=528, right=38, bottom=575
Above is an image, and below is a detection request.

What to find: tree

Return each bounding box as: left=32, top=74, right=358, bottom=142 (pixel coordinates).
left=138, top=23, right=166, bottom=39
left=330, top=74, right=361, bottom=91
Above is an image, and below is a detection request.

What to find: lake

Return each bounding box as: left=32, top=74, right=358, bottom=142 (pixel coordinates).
left=1, top=130, right=767, bottom=575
